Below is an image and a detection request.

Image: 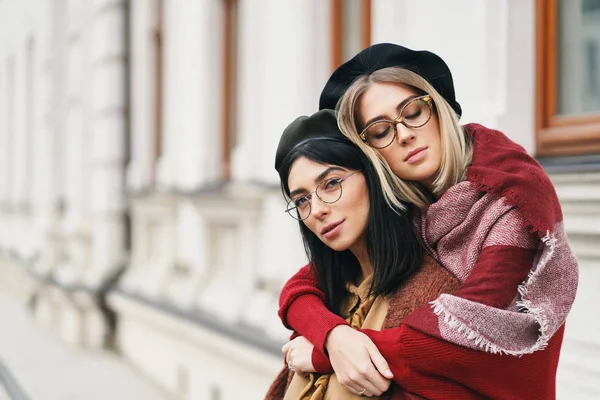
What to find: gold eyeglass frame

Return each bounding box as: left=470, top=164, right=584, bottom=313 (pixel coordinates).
left=359, top=95, right=433, bottom=149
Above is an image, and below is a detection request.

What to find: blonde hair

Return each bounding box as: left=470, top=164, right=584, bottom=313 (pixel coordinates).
left=336, top=67, right=473, bottom=210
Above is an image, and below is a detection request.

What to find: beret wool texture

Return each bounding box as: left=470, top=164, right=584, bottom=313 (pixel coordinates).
left=319, top=42, right=462, bottom=117
left=274, top=109, right=346, bottom=176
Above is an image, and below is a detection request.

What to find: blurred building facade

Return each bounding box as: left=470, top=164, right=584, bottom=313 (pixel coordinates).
left=0, top=0, right=598, bottom=399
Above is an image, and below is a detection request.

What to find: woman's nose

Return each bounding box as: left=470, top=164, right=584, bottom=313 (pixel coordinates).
left=310, top=196, right=330, bottom=220
left=396, top=124, right=416, bottom=145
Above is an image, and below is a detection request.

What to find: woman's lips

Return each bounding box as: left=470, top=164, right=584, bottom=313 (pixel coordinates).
left=405, top=147, right=428, bottom=163
left=322, top=221, right=344, bottom=240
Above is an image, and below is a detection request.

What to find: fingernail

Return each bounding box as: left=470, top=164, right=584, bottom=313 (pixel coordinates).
left=385, top=369, right=393, bottom=377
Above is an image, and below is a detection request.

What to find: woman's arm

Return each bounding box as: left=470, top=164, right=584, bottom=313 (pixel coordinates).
left=362, top=241, right=538, bottom=359
left=278, top=263, right=348, bottom=353
left=361, top=323, right=564, bottom=399
left=356, top=242, right=553, bottom=398
left=283, top=332, right=393, bottom=397
left=279, top=265, right=393, bottom=387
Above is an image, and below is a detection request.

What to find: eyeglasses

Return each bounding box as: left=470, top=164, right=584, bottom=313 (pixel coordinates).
left=285, top=170, right=361, bottom=221
left=359, top=95, right=433, bottom=149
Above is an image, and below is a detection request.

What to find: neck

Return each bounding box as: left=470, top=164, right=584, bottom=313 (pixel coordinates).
left=350, top=239, right=373, bottom=283
left=417, top=180, right=439, bottom=204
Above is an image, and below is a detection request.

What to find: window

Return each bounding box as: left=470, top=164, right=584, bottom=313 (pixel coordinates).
left=331, top=0, right=371, bottom=72
left=222, top=0, right=238, bottom=179
left=536, top=0, right=600, bottom=156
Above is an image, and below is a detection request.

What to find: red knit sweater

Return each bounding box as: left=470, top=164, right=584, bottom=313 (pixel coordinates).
left=279, top=245, right=564, bottom=399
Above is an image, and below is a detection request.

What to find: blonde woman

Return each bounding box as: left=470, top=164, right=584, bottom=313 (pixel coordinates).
left=278, top=43, right=578, bottom=399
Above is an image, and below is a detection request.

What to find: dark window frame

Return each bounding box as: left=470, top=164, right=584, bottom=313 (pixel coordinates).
left=222, top=0, right=238, bottom=180
left=153, top=0, right=163, bottom=176
left=535, top=0, right=600, bottom=157
left=330, top=0, right=371, bottom=72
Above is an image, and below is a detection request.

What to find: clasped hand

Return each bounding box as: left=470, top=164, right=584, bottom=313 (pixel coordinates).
left=282, top=325, right=393, bottom=397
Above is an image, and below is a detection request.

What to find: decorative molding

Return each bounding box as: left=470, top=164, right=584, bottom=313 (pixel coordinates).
left=111, top=289, right=284, bottom=356
left=539, top=154, right=600, bottom=173
left=126, top=180, right=280, bottom=199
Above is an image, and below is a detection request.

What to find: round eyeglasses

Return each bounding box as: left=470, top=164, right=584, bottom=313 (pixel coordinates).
left=359, top=95, right=433, bottom=149
left=285, top=170, right=361, bottom=221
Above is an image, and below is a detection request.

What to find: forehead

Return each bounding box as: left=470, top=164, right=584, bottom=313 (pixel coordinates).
left=357, top=82, right=419, bottom=122
left=287, top=157, right=335, bottom=190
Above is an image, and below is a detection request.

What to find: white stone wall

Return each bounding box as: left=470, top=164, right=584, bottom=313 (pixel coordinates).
left=0, top=0, right=129, bottom=347
left=0, top=0, right=50, bottom=261
left=372, top=0, right=535, bottom=153
left=113, top=1, right=330, bottom=396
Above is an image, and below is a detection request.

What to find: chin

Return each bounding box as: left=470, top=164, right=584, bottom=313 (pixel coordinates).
left=328, top=243, right=349, bottom=252
left=324, top=238, right=353, bottom=252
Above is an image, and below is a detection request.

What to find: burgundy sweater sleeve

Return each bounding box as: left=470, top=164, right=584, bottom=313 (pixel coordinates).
left=361, top=245, right=550, bottom=398
left=363, top=243, right=537, bottom=348
left=367, top=324, right=563, bottom=399
left=278, top=263, right=322, bottom=328
left=278, top=263, right=348, bottom=369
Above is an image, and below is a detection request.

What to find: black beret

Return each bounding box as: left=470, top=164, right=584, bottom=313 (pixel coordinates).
left=274, top=109, right=346, bottom=176
left=319, top=43, right=462, bottom=117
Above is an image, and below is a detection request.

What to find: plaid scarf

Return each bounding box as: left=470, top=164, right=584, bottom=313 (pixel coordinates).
left=402, top=123, right=579, bottom=355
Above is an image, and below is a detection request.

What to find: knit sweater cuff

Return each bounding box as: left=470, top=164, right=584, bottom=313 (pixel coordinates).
left=286, top=294, right=349, bottom=354
left=311, top=348, right=333, bottom=373
left=361, top=327, right=404, bottom=358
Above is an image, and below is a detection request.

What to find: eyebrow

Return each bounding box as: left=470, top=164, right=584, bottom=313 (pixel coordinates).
left=289, top=166, right=346, bottom=199
left=362, top=95, right=420, bottom=129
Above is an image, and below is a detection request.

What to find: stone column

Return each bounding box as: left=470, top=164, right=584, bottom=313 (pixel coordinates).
left=46, top=0, right=94, bottom=346
left=26, top=1, right=57, bottom=309
left=54, top=0, right=92, bottom=287
left=60, top=0, right=129, bottom=348
left=147, top=0, right=223, bottom=308
left=159, top=0, right=220, bottom=190
left=127, top=0, right=160, bottom=191
left=3, top=55, right=17, bottom=252
left=31, top=0, right=70, bottom=334
left=31, top=1, right=59, bottom=278
left=83, top=0, right=128, bottom=289
left=235, top=0, right=329, bottom=284
left=0, top=58, right=10, bottom=244
left=495, top=0, right=535, bottom=154
left=234, top=0, right=330, bottom=184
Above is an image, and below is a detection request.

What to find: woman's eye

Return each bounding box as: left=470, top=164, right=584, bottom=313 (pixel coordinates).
left=404, top=109, right=422, bottom=120
left=403, top=101, right=424, bottom=119
left=294, top=196, right=309, bottom=207
left=323, top=178, right=342, bottom=191
left=371, top=125, right=392, bottom=140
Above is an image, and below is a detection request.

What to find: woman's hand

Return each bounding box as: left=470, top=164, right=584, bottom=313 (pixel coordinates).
left=325, top=325, right=393, bottom=397
left=282, top=336, right=317, bottom=378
